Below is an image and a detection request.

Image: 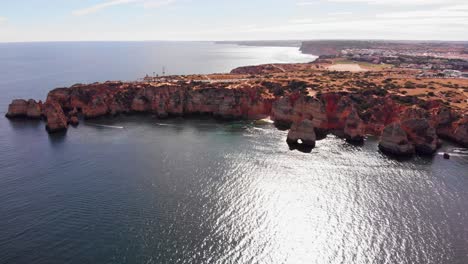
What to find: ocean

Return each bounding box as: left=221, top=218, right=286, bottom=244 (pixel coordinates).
left=0, top=42, right=467, bottom=264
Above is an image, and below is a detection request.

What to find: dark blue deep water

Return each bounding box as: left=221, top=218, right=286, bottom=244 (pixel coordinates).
left=0, top=42, right=467, bottom=264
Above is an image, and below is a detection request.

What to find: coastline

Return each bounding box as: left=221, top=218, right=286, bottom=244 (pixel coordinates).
left=6, top=60, right=468, bottom=157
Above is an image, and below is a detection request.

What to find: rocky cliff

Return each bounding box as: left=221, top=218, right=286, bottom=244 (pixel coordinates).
left=6, top=79, right=468, bottom=156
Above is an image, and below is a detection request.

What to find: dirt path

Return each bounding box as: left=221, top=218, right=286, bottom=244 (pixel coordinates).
left=270, top=64, right=286, bottom=72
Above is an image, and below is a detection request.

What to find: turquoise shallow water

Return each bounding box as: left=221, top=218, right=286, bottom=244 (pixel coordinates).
left=0, top=42, right=467, bottom=264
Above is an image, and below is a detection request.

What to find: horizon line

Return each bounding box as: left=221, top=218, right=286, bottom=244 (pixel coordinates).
left=1, top=38, right=468, bottom=44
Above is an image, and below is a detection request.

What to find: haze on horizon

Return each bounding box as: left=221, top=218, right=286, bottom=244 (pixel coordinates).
left=0, top=0, right=467, bottom=43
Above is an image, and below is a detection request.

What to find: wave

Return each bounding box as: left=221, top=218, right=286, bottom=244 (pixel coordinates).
left=437, top=152, right=468, bottom=157
left=86, top=123, right=124, bottom=129
left=155, top=123, right=177, bottom=127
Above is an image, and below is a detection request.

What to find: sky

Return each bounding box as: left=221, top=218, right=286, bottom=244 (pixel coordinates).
left=0, top=0, right=467, bottom=42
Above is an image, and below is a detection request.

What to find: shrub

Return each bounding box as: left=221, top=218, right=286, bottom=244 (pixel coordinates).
left=404, top=81, right=416, bottom=89
left=273, top=87, right=285, bottom=96
left=288, top=80, right=308, bottom=92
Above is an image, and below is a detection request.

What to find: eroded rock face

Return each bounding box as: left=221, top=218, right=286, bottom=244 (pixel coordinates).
left=69, top=116, right=79, bottom=126
left=47, top=88, right=71, bottom=108
left=320, top=93, right=353, bottom=131
left=44, top=101, right=68, bottom=133
left=271, top=96, right=295, bottom=128
left=271, top=95, right=327, bottom=133
left=379, top=123, right=415, bottom=156
left=287, top=119, right=316, bottom=147
left=365, top=97, right=403, bottom=135
left=26, top=99, right=42, bottom=119
left=4, top=81, right=467, bottom=152
left=431, top=107, right=459, bottom=139
left=401, top=106, right=429, bottom=121
left=294, top=96, right=328, bottom=133
left=67, top=108, right=79, bottom=126
left=401, top=118, right=438, bottom=155
left=344, top=108, right=365, bottom=143
left=6, top=99, right=42, bottom=119
left=6, top=99, right=28, bottom=118
left=453, top=115, right=468, bottom=147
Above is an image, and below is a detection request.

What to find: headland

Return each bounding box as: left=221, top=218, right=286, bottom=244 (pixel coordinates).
left=6, top=41, right=468, bottom=157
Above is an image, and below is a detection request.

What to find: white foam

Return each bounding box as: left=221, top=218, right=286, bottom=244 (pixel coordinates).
left=155, top=123, right=177, bottom=127
left=437, top=152, right=466, bottom=157
left=86, top=123, right=124, bottom=129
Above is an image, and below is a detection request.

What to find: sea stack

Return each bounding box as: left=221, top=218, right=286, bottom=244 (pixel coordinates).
left=344, top=108, right=365, bottom=143
left=43, top=101, right=68, bottom=133
left=379, top=123, right=415, bottom=156
left=6, top=99, right=42, bottom=119
left=401, top=118, right=438, bottom=155
left=286, top=119, right=316, bottom=147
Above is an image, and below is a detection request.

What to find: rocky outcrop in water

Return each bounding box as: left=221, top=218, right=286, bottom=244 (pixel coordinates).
left=344, top=108, right=365, bottom=143
left=287, top=120, right=316, bottom=147
left=6, top=99, right=42, bottom=119
left=379, top=123, right=415, bottom=156
left=453, top=115, right=468, bottom=147
left=431, top=107, right=458, bottom=137
left=32, top=82, right=272, bottom=132
left=401, top=118, right=438, bottom=155
left=429, top=107, right=468, bottom=146
left=5, top=79, right=467, bottom=156
left=43, top=101, right=68, bottom=133
left=271, top=94, right=328, bottom=138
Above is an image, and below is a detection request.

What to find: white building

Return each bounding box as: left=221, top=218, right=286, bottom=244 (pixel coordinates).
left=442, top=70, right=462, bottom=78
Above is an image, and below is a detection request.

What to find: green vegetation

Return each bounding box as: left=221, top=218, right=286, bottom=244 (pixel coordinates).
left=404, top=81, right=416, bottom=89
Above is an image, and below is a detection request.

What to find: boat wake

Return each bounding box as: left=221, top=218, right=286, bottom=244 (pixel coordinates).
left=437, top=152, right=468, bottom=157
left=86, top=123, right=124, bottom=129
left=155, top=123, right=177, bottom=127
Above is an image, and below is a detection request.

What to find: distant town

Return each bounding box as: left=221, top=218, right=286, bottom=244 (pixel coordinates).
left=300, top=40, right=468, bottom=79
left=220, top=40, right=468, bottom=79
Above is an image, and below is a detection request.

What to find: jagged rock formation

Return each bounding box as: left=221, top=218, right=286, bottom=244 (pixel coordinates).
left=43, top=101, right=68, bottom=133
left=379, top=123, right=415, bottom=156
left=401, top=106, right=429, bottom=121
left=6, top=99, right=42, bottom=119
left=286, top=120, right=316, bottom=147
left=401, top=118, right=438, bottom=155
left=453, top=115, right=468, bottom=147
left=5, top=79, right=467, bottom=156
left=364, top=97, right=403, bottom=135
left=432, top=107, right=460, bottom=139
left=271, top=94, right=328, bottom=138
left=344, top=108, right=365, bottom=143
left=430, top=107, right=468, bottom=146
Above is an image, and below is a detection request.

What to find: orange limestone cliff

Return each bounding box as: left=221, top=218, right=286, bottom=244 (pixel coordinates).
left=6, top=77, right=468, bottom=157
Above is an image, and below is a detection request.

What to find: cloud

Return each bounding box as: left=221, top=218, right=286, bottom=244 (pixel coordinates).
left=379, top=10, right=468, bottom=18
left=290, top=3, right=468, bottom=27
left=378, top=4, right=468, bottom=19
left=251, top=15, right=468, bottom=35
left=444, top=4, right=468, bottom=11
left=73, top=0, right=175, bottom=16
left=298, top=0, right=466, bottom=6
left=296, top=1, right=318, bottom=6
left=143, top=0, right=175, bottom=8
left=328, top=11, right=353, bottom=15
left=0, top=17, right=7, bottom=24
